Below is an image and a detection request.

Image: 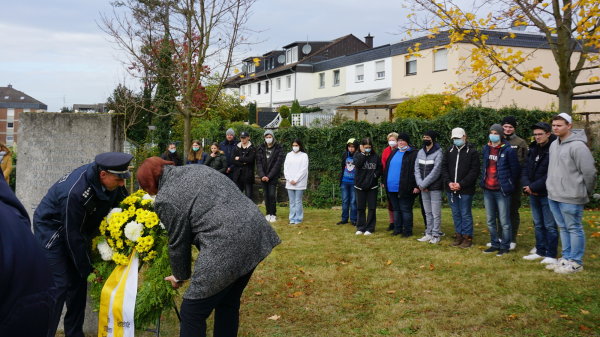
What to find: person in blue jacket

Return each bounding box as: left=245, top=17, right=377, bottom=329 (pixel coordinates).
left=33, top=152, right=132, bottom=337
left=0, top=178, right=54, bottom=337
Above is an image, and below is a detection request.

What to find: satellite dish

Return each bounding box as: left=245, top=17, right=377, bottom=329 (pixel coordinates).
left=242, top=64, right=248, bottom=72
left=277, top=55, right=286, bottom=64
left=302, top=44, right=312, bottom=55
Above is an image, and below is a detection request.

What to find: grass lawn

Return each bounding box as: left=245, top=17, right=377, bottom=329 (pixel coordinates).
left=141, top=207, right=600, bottom=337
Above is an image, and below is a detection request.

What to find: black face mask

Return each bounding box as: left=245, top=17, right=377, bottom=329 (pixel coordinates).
left=423, top=140, right=432, bottom=147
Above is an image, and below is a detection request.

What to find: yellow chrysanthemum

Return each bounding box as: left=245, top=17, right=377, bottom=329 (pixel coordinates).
left=112, top=252, right=129, bottom=265
left=141, top=199, right=152, bottom=206
left=142, top=250, right=158, bottom=262
left=136, top=236, right=154, bottom=253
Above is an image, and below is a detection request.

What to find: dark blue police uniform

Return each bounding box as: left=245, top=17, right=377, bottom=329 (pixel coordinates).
left=33, top=152, right=132, bottom=337
left=0, top=178, right=54, bottom=337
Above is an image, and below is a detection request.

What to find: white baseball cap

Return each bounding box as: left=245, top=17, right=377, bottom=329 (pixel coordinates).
left=451, top=127, right=466, bottom=139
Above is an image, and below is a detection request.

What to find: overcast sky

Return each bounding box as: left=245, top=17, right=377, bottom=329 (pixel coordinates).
left=0, top=0, right=410, bottom=111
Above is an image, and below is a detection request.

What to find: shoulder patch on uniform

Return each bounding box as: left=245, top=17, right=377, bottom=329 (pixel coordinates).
left=58, top=173, right=70, bottom=183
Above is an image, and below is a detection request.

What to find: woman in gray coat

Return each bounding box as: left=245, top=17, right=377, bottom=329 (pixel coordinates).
left=137, top=157, right=280, bottom=337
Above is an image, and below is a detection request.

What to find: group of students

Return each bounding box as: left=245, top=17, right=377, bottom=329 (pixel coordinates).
left=160, top=128, right=310, bottom=225
left=337, top=113, right=596, bottom=274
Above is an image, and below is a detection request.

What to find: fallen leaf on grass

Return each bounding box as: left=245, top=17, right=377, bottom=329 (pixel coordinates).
left=580, top=309, right=589, bottom=315
left=385, top=260, right=392, bottom=265
left=579, top=325, right=591, bottom=331
left=322, top=228, right=330, bottom=231
left=591, top=254, right=597, bottom=259
left=254, top=292, right=262, bottom=296
left=590, top=232, right=600, bottom=238
left=429, top=264, right=435, bottom=271
left=559, top=314, right=570, bottom=319
left=297, top=231, right=303, bottom=235
left=454, top=262, right=462, bottom=265
left=386, top=290, right=396, bottom=294
left=267, top=315, right=280, bottom=320
left=288, top=291, right=304, bottom=298
left=419, top=265, right=425, bottom=269
left=507, top=314, right=518, bottom=321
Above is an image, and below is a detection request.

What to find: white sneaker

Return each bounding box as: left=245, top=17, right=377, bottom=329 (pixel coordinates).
left=364, top=231, right=372, bottom=236
left=417, top=235, right=433, bottom=242
left=429, top=236, right=441, bottom=244
left=486, top=242, right=492, bottom=247
left=355, top=231, right=364, bottom=235
left=530, top=247, right=537, bottom=254
left=522, top=253, right=543, bottom=261
left=555, top=261, right=583, bottom=274
left=509, top=242, right=517, bottom=250
left=545, top=258, right=567, bottom=270
left=265, top=214, right=271, bottom=221
left=269, top=216, right=277, bottom=223
left=540, top=257, right=557, bottom=264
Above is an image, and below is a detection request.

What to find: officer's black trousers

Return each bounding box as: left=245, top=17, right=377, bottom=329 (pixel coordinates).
left=46, top=243, right=87, bottom=337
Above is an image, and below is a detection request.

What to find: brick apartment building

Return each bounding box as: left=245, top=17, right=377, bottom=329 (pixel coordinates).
left=0, top=84, right=47, bottom=146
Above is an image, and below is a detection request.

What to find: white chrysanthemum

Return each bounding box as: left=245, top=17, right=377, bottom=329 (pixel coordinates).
left=97, top=240, right=114, bottom=261
left=124, top=221, right=144, bottom=242
left=106, top=208, right=123, bottom=223
left=142, top=194, right=155, bottom=203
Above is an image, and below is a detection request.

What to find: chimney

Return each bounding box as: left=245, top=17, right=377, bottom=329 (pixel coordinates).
left=364, top=34, right=374, bottom=48
left=7, top=84, right=12, bottom=88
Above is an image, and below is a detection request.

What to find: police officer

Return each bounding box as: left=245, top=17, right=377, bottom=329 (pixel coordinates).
left=33, top=152, right=133, bottom=337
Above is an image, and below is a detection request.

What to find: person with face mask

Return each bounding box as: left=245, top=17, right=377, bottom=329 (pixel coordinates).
left=161, top=142, right=183, bottom=166
left=441, top=127, right=480, bottom=248
left=337, top=138, right=360, bottom=226
left=205, top=142, right=228, bottom=174
left=256, top=130, right=285, bottom=223
left=481, top=124, right=520, bottom=257
left=414, top=130, right=444, bottom=244
left=353, top=137, right=382, bottom=236
left=0, top=142, right=12, bottom=182
left=283, top=139, right=309, bottom=225
left=383, top=133, right=419, bottom=237
left=186, top=140, right=208, bottom=165
left=381, top=133, right=398, bottom=231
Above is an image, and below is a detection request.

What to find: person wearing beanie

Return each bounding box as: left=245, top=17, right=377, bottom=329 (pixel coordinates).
left=545, top=113, right=597, bottom=274
left=381, top=133, right=399, bottom=230
left=338, top=138, right=360, bottom=226
left=442, top=127, right=480, bottom=248
left=353, top=137, right=382, bottom=235
left=383, top=132, right=419, bottom=237
left=481, top=124, right=520, bottom=256
left=414, top=130, right=444, bottom=244
left=219, top=128, right=238, bottom=180
left=501, top=115, right=529, bottom=250
left=256, top=129, right=284, bottom=222
left=521, top=122, right=559, bottom=265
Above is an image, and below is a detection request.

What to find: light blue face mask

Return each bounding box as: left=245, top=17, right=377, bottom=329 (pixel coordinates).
left=399, top=145, right=409, bottom=151
left=364, top=148, right=372, bottom=153
left=489, top=134, right=500, bottom=143
left=192, top=147, right=200, bottom=152
left=453, top=139, right=465, bottom=147
left=169, top=149, right=176, bottom=153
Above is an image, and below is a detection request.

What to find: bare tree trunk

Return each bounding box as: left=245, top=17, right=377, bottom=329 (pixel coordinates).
left=558, top=89, right=573, bottom=114
left=183, top=110, right=192, bottom=157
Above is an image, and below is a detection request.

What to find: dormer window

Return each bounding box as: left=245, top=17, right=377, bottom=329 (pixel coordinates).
left=20, top=96, right=25, bottom=100
left=248, top=63, right=255, bottom=73
left=285, top=47, right=299, bottom=64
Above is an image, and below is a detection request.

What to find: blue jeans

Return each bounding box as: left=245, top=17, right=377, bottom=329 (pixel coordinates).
left=447, top=193, right=474, bottom=236
left=287, top=189, right=304, bottom=223
left=548, top=200, right=585, bottom=265
left=483, top=190, right=511, bottom=250
left=388, top=192, right=416, bottom=235
left=340, top=183, right=357, bottom=223
left=530, top=195, right=559, bottom=258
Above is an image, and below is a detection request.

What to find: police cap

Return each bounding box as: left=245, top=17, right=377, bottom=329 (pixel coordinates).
left=95, top=152, right=133, bottom=179
left=240, top=131, right=250, bottom=138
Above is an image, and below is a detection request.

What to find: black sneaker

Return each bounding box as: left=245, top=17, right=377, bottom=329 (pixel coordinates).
left=483, top=247, right=499, bottom=254
left=496, top=249, right=509, bottom=257
left=351, top=221, right=357, bottom=227
left=336, top=221, right=348, bottom=225
left=387, top=223, right=394, bottom=231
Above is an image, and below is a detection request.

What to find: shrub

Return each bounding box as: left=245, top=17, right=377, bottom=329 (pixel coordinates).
left=278, top=105, right=290, bottom=119
left=395, top=94, right=465, bottom=120
left=291, top=99, right=301, bottom=115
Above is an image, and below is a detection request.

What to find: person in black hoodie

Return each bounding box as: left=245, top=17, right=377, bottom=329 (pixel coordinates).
left=521, top=122, right=559, bottom=264
left=232, top=131, right=256, bottom=200
left=220, top=128, right=238, bottom=180
left=0, top=178, right=54, bottom=337
left=383, top=133, right=419, bottom=237
left=338, top=138, right=360, bottom=226
left=256, top=130, right=285, bottom=222
left=441, top=127, right=480, bottom=248
left=353, top=137, right=382, bottom=235
left=161, top=142, right=183, bottom=166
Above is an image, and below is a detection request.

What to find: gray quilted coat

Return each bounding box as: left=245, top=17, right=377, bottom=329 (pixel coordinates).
left=154, top=164, right=281, bottom=299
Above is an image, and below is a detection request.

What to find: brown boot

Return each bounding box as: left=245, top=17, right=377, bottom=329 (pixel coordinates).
left=459, top=235, right=473, bottom=248
left=451, top=233, right=463, bottom=247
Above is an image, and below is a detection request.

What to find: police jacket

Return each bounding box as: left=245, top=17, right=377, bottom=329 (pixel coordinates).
left=414, top=143, right=443, bottom=191
left=383, top=147, right=418, bottom=197
left=353, top=151, right=382, bottom=190
left=256, top=142, right=284, bottom=181
left=521, top=135, right=556, bottom=196
left=480, top=141, right=521, bottom=196
left=33, top=163, right=128, bottom=278
left=0, top=179, right=54, bottom=336
left=442, top=143, right=480, bottom=195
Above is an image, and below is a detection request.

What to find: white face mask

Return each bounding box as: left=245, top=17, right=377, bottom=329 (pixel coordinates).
left=388, top=140, right=397, bottom=147
left=265, top=137, right=273, bottom=144
left=292, top=146, right=300, bottom=153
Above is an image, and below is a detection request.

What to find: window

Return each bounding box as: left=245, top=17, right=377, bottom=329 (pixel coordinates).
left=7, top=109, right=14, bottom=117
left=292, top=47, right=298, bottom=62
left=355, top=65, right=364, bottom=82
left=286, top=75, right=292, bottom=89
left=286, top=49, right=292, bottom=64
left=248, top=63, right=255, bottom=73
left=333, top=70, right=340, bottom=86
left=7, top=122, right=14, bottom=128
left=406, top=56, right=417, bottom=75
left=3, top=96, right=8, bottom=100
left=257, top=82, right=261, bottom=95
left=265, top=81, right=269, bottom=93
left=276, top=78, right=281, bottom=91
left=319, top=73, right=325, bottom=88
left=375, top=60, right=385, bottom=79
left=241, top=85, right=245, bottom=96
left=434, top=48, right=448, bottom=72
left=6, top=135, right=13, bottom=143
left=20, top=96, right=24, bottom=100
